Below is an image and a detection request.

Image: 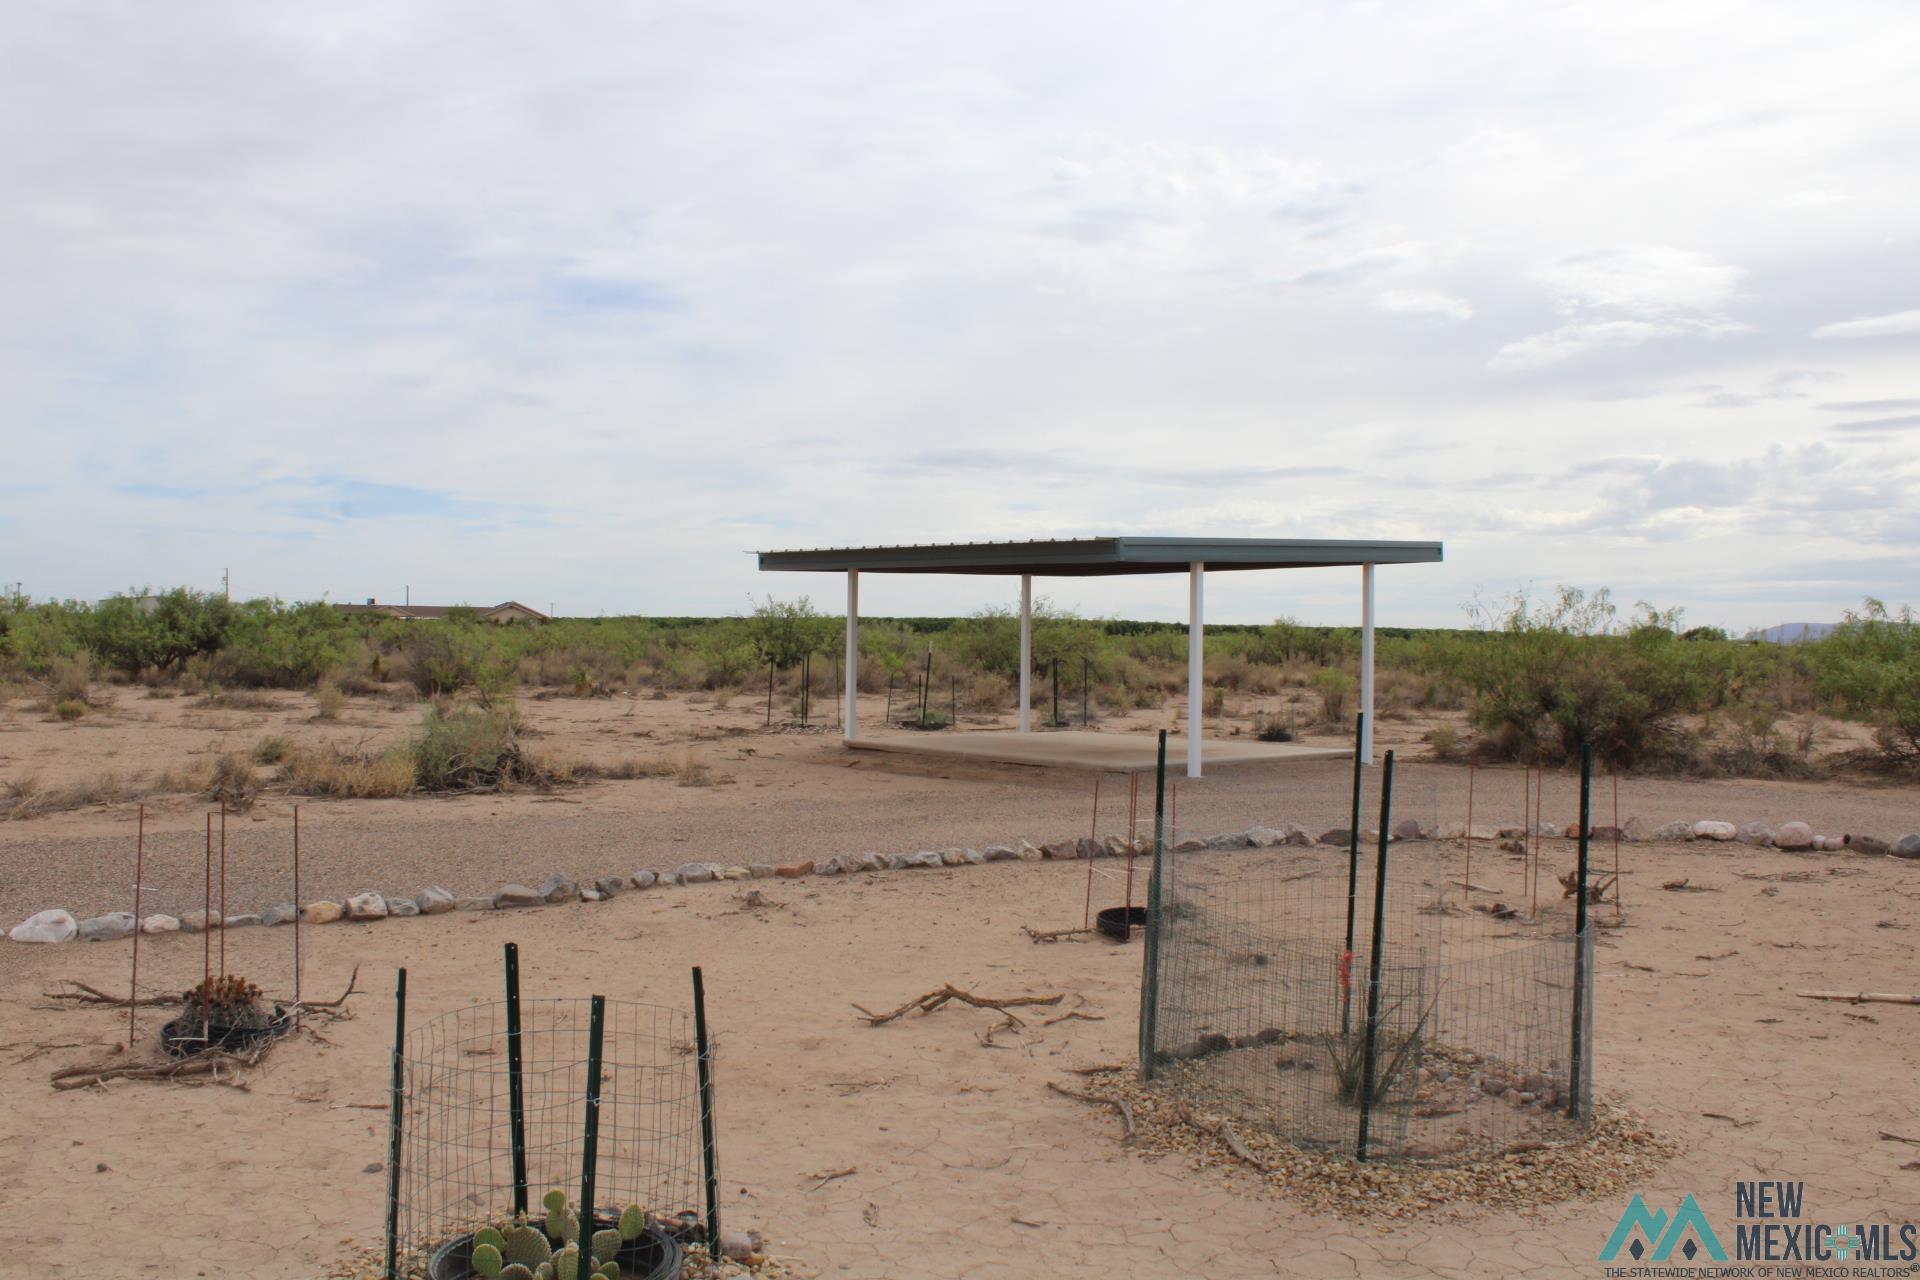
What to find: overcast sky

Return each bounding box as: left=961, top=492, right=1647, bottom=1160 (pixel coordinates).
left=5, top=2, right=1918, bottom=629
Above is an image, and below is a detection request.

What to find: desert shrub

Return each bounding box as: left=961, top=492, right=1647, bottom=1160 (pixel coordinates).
left=313, top=683, right=348, bottom=720
left=1311, top=668, right=1353, bottom=723
left=746, top=596, right=832, bottom=670
left=1254, top=714, right=1294, bottom=742
left=80, top=588, right=234, bottom=678
left=197, top=688, right=279, bottom=710
left=1811, top=599, right=1920, bottom=772
left=52, top=698, right=87, bottom=720
left=408, top=703, right=551, bottom=791
left=1454, top=588, right=1711, bottom=770
left=49, top=653, right=94, bottom=705
left=210, top=751, right=259, bottom=808
left=1425, top=722, right=1461, bottom=761
left=1204, top=686, right=1227, bottom=718
left=216, top=599, right=355, bottom=687
left=0, top=770, right=143, bottom=818
left=587, top=749, right=719, bottom=786
left=282, top=746, right=416, bottom=798
left=253, top=735, right=291, bottom=764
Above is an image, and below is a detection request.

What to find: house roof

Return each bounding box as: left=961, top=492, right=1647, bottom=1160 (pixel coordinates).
left=333, top=600, right=550, bottom=620
left=758, top=536, right=1443, bottom=577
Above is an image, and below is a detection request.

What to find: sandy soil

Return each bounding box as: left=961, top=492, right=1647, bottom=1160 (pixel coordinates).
left=3, top=835, right=1918, bottom=1279
left=2, top=688, right=1918, bottom=1278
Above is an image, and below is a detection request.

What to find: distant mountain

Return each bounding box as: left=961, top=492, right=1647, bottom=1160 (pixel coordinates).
left=1751, top=622, right=1837, bottom=644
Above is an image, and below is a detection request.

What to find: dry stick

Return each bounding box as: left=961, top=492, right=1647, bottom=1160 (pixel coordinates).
left=1191, top=1115, right=1267, bottom=1171
left=1612, top=771, right=1623, bottom=917
left=852, top=984, right=1063, bottom=1026
left=1024, top=926, right=1094, bottom=944
left=1531, top=766, right=1543, bottom=919
left=130, top=803, right=144, bottom=1045
left=806, top=1167, right=857, bottom=1191
left=51, top=1047, right=263, bottom=1091
left=1065, top=1063, right=1129, bottom=1075
left=1797, top=991, right=1920, bottom=1006
left=1041, top=1011, right=1105, bottom=1027
left=1046, top=1081, right=1136, bottom=1140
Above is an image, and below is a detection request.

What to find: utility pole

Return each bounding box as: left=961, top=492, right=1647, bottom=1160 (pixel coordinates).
left=222, top=568, right=230, bottom=602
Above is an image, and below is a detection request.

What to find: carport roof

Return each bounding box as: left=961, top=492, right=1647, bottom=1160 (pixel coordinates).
left=757, top=536, right=1442, bottom=577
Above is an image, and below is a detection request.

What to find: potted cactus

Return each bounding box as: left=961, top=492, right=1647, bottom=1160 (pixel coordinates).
left=430, top=1189, right=681, bottom=1280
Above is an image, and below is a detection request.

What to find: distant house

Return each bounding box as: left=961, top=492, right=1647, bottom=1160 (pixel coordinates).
left=334, top=599, right=550, bottom=625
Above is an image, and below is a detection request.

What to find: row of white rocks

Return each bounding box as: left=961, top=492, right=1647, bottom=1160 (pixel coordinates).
left=10, top=820, right=1917, bottom=944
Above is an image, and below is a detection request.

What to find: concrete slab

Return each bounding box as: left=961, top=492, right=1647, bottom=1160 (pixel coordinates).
left=842, top=729, right=1348, bottom=772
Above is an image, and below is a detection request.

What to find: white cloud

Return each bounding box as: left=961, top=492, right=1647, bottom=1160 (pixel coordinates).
left=1375, top=289, right=1473, bottom=321
left=3, top=1, right=1920, bottom=630
left=1491, top=247, right=1748, bottom=370
left=1813, top=309, right=1920, bottom=340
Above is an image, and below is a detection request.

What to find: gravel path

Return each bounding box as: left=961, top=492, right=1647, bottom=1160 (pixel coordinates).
left=3, top=738, right=1916, bottom=926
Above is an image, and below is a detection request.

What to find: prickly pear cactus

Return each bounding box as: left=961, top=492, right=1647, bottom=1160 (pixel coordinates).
left=553, top=1244, right=582, bottom=1280
left=597, top=1261, right=620, bottom=1280
left=501, top=1223, right=553, bottom=1268
left=589, top=1228, right=622, bottom=1264
left=471, top=1242, right=505, bottom=1277
left=533, top=1264, right=554, bottom=1280
left=500, top=1266, right=536, bottom=1280
left=475, top=1226, right=507, bottom=1253
left=542, top=1189, right=568, bottom=1215
left=616, top=1205, right=646, bottom=1241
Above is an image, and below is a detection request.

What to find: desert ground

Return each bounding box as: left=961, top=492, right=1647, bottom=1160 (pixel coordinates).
left=2, top=688, right=1917, bottom=1278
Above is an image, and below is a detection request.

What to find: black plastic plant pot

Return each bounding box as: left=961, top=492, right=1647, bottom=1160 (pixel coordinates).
left=427, top=1221, right=683, bottom=1280
left=1097, top=906, right=1149, bottom=941
left=159, top=1005, right=293, bottom=1059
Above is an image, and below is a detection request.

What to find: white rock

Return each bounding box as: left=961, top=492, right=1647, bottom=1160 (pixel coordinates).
left=628, top=870, right=659, bottom=890
left=78, top=912, right=136, bottom=942
left=1693, top=821, right=1737, bottom=842
left=719, top=866, right=751, bottom=881
left=1173, top=835, right=1207, bottom=853
left=1774, top=821, right=1815, bottom=850
left=1015, top=842, right=1043, bottom=863
left=223, top=913, right=261, bottom=929
left=260, top=903, right=298, bottom=926
left=673, top=864, right=715, bottom=885
left=10, top=909, right=77, bottom=943
left=982, top=844, right=1018, bottom=862
left=141, top=913, right=181, bottom=934
left=1650, top=820, right=1694, bottom=841
left=387, top=899, right=420, bottom=918
left=1244, top=826, right=1285, bottom=847
left=1736, top=820, right=1775, bottom=847
left=415, top=886, right=456, bottom=915
left=747, top=864, right=778, bottom=879
left=938, top=848, right=967, bottom=867
left=593, top=875, right=628, bottom=896
left=345, top=891, right=388, bottom=921
left=301, top=900, right=345, bottom=924
left=960, top=847, right=985, bottom=865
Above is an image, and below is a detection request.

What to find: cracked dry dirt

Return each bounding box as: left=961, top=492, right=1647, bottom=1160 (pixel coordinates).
left=4, top=808, right=1917, bottom=1278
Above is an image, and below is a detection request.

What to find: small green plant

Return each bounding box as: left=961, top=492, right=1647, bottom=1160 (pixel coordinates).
left=1254, top=714, right=1293, bottom=742
left=466, top=1190, right=646, bottom=1280
left=253, top=735, right=291, bottom=764
left=1321, top=991, right=1438, bottom=1106
left=1310, top=668, right=1353, bottom=723
left=312, top=682, right=347, bottom=720
left=52, top=698, right=86, bottom=721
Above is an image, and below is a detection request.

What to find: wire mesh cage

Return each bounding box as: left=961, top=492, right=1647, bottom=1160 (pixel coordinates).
left=1140, top=742, right=1597, bottom=1164
left=385, top=953, right=714, bottom=1279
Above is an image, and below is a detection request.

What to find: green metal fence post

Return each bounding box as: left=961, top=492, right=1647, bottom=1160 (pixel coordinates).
left=1138, top=731, right=1169, bottom=1081
left=504, top=944, right=528, bottom=1218
left=1356, top=750, right=1395, bottom=1162
left=384, top=967, right=407, bottom=1279
left=1569, top=744, right=1593, bottom=1120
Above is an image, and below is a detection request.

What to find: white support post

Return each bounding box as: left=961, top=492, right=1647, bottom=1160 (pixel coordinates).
left=1018, top=575, right=1033, bottom=733
left=845, top=570, right=859, bottom=740
left=1188, top=561, right=1204, bottom=779
left=1360, top=562, right=1376, bottom=766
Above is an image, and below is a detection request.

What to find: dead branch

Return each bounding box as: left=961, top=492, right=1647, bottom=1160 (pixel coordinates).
left=44, top=982, right=181, bottom=1008
left=1558, top=869, right=1618, bottom=902
left=1024, top=926, right=1094, bottom=944
left=1192, top=1115, right=1267, bottom=1171
left=1660, top=879, right=1718, bottom=892
left=1041, top=1011, right=1105, bottom=1027
left=1046, top=1081, right=1136, bottom=1140
left=806, top=1166, right=857, bottom=1191
left=1065, top=1063, right=1128, bottom=1075
left=1879, top=1132, right=1920, bottom=1146
left=1799, top=991, right=1920, bottom=1006
left=51, top=1047, right=264, bottom=1092
left=853, top=984, right=1063, bottom=1026
left=296, top=965, right=362, bottom=1010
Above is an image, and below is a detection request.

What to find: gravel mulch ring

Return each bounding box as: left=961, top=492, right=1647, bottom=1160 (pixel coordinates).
left=323, top=1240, right=799, bottom=1279
left=1067, top=1069, right=1677, bottom=1221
